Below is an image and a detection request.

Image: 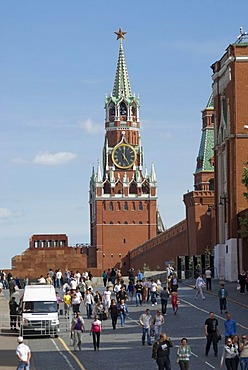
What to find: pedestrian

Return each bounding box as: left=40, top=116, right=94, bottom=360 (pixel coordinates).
left=171, top=291, right=179, bottom=314
left=71, top=311, right=85, bottom=351
left=116, top=285, right=128, bottom=303
left=205, top=311, right=220, bottom=357
left=9, top=296, right=18, bottom=331
left=220, top=337, right=239, bottom=369
left=139, top=308, right=153, bottom=346
left=205, top=267, right=212, bottom=290
left=152, top=332, right=173, bottom=370
left=218, top=284, right=228, bottom=314
left=151, top=279, right=158, bottom=306
left=118, top=299, right=128, bottom=327
left=146, top=279, right=152, bottom=302
left=9, top=277, right=16, bottom=297
left=176, top=337, right=191, bottom=370
left=16, top=336, right=31, bottom=370
left=238, top=271, right=246, bottom=295
left=141, top=278, right=147, bottom=303
left=84, top=289, right=94, bottom=319
left=224, top=312, right=237, bottom=343
left=171, top=273, right=178, bottom=292
left=153, top=310, right=165, bottom=341
left=63, top=290, right=71, bottom=318
left=160, top=287, right=169, bottom=315
left=109, top=299, right=118, bottom=330
left=93, top=300, right=105, bottom=322
left=102, top=270, right=108, bottom=287
left=103, top=286, right=112, bottom=310
left=239, top=334, right=248, bottom=370
left=127, top=280, right=134, bottom=303
left=91, top=315, right=102, bottom=351
left=232, top=335, right=240, bottom=369
left=135, top=280, right=143, bottom=306
left=194, top=274, right=206, bottom=300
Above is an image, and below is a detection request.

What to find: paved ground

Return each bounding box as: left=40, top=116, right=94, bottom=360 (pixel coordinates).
left=0, top=278, right=247, bottom=370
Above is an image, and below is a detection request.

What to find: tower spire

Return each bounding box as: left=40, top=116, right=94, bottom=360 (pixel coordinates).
left=112, top=27, right=132, bottom=99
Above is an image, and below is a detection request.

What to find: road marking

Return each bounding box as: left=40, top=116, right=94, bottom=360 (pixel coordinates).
left=55, top=337, right=86, bottom=370
left=205, top=361, right=215, bottom=369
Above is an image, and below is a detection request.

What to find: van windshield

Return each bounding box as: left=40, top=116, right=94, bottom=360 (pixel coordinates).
left=23, top=301, right=57, bottom=313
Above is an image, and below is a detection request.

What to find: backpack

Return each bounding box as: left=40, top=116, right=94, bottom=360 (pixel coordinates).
left=152, top=341, right=159, bottom=360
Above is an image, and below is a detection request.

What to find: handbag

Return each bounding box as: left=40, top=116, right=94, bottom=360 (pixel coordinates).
left=237, top=283, right=241, bottom=290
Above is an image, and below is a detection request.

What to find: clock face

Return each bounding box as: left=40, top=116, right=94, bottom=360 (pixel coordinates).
left=112, top=144, right=136, bottom=169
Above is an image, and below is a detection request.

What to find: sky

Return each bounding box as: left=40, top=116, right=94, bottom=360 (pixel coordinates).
left=1, top=0, right=248, bottom=269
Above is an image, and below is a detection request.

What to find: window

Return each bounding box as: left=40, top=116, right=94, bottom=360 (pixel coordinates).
left=120, top=102, right=127, bottom=115
left=139, top=221, right=143, bottom=224
left=109, top=202, right=113, bottom=211
left=110, top=221, right=113, bottom=224
left=138, top=202, right=143, bottom=211
left=124, top=221, right=128, bottom=224
left=124, top=202, right=128, bottom=211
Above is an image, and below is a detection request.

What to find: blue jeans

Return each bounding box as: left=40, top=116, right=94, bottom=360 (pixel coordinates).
left=142, top=327, right=151, bottom=345
left=240, top=357, right=248, bottom=370
left=136, top=292, right=142, bottom=306
left=120, top=313, right=126, bottom=326
left=151, top=291, right=157, bottom=304
left=86, top=303, right=92, bottom=318
left=16, top=362, right=30, bottom=370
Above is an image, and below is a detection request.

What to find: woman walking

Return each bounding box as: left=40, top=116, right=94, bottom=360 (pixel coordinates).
left=91, top=315, right=102, bottom=351
left=176, top=338, right=191, bottom=370
left=109, top=299, right=118, bottom=329
left=153, top=310, right=165, bottom=341
left=220, top=337, right=239, bottom=369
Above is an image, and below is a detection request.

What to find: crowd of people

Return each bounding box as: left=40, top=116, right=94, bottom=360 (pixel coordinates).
left=3, top=265, right=248, bottom=370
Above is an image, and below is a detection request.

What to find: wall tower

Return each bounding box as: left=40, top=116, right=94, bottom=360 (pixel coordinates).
left=89, top=28, right=163, bottom=273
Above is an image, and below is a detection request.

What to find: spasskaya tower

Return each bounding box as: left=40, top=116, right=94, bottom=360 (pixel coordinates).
left=89, top=28, right=164, bottom=273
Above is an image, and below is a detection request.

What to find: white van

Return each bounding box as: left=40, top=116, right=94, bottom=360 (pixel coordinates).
left=20, top=284, right=59, bottom=337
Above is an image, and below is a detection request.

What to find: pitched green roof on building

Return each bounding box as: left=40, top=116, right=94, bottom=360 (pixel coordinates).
left=195, top=128, right=214, bottom=173
left=112, top=41, right=132, bottom=100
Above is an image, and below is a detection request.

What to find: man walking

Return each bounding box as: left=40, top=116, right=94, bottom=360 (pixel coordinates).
left=205, top=267, right=212, bottom=290
left=16, top=336, right=31, bottom=370
left=205, top=311, right=219, bottom=357
left=224, top=312, right=237, bottom=343
left=152, top=333, right=173, bottom=370
left=71, top=311, right=85, bottom=351
left=139, top=308, right=153, bottom=346
left=160, top=287, right=169, bottom=315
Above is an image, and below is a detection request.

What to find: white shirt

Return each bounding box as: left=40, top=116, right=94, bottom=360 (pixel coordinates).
left=205, top=269, right=212, bottom=279
left=16, top=343, right=31, bottom=362
left=104, top=290, right=111, bottom=301
left=70, top=279, right=77, bottom=290
left=151, top=282, right=157, bottom=292
left=196, top=277, right=205, bottom=287
left=56, top=271, right=62, bottom=279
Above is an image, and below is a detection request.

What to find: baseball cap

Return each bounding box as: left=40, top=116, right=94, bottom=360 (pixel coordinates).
left=17, top=336, right=23, bottom=343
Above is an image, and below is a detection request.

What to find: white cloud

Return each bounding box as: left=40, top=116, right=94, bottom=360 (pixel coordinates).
left=33, top=151, right=78, bottom=165
left=79, top=118, right=103, bottom=134
left=0, top=208, right=23, bottom=221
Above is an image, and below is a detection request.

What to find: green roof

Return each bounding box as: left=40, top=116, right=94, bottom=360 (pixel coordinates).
left=195, top=128, right=214, bottom=173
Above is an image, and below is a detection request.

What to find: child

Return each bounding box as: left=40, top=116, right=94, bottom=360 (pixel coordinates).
left=171, top=291, right=178, bottom=314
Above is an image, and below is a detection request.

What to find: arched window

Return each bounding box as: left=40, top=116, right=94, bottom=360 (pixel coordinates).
left=120, top=102, right=127, bottom=115
left=139, top=221, right=143, bottom=224
left=132, top=202, right=135, bottom=210
left=124, top=221, right=128, bottom=224
left=124, top=202, right=128, bottom=211
left=110, top=221, right=113, bottom=224
left=138, top=202, right=143, bottom=211
left=117, top=202, right=121, bottom=211
left=109, top=202, right=113, bottom=211
left=209, top=178, right=214, bottom=190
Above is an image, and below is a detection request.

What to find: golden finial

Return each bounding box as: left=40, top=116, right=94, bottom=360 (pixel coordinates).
left=114, top=27, right=127, bottom=41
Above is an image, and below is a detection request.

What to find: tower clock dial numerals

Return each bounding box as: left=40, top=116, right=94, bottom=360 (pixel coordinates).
left=112, top=144, right=136, bottom=169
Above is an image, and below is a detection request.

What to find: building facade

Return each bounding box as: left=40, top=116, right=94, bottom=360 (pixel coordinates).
left=211, top=29, right=248, bottom=281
